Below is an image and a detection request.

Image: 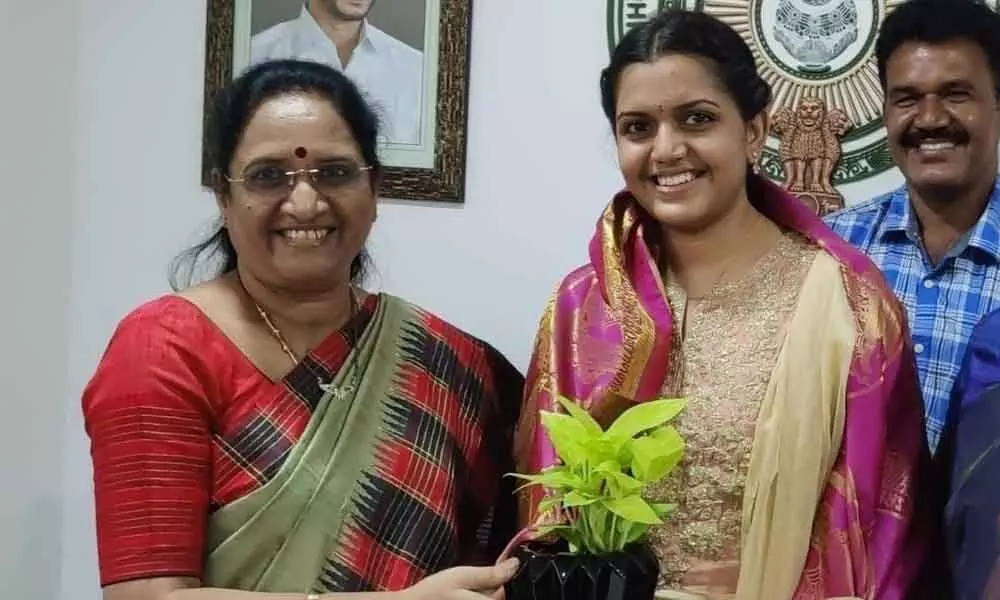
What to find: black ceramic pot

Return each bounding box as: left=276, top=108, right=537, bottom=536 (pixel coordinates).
left=504, top=540, right=659, bottom=600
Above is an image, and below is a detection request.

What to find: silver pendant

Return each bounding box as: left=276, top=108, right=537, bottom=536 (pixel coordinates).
left=319, top=379, right=355, bottom=400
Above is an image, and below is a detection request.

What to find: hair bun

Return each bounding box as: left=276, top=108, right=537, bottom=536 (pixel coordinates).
left=750, top=76, right=773, bottom=113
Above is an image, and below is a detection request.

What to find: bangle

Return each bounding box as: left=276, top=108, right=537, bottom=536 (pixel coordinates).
left=306, top=594, right=320, bottom=600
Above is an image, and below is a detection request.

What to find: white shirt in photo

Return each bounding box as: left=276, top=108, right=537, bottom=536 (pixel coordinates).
left=251, top=6, right=424, bottom=145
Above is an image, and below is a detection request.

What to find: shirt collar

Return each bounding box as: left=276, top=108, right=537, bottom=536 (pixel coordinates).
left=877, top=185, right=913, bottom=239
left=296, top=4, right=379, bottom=60
left=878, top=179, right=1000, bottom=263
left=969, top=182, right=1000, bottom=261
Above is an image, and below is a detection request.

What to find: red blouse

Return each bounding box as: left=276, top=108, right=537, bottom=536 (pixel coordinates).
left=83, top=294, right=377, bottom=586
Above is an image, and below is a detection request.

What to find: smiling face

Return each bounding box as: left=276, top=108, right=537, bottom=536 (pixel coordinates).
left=614, top=54, right=767, bottom=234
left=884, top=39, right=1000, bottom=198
left=219, top=92, right=376, bottom=293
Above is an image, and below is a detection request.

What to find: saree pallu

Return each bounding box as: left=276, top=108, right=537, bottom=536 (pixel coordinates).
left=203, top=295, right=522, bottom=593
left=513, top=177, right=935, bottom=599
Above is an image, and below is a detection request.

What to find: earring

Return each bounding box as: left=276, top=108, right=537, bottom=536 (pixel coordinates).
left=750, top=153, right=761, bottom=174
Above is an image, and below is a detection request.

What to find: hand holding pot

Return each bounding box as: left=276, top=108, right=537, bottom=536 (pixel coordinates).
left=399, top=558, right=519, bottom=600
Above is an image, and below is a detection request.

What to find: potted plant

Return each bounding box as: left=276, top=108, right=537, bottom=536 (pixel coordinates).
left=504, top=395, right=686, bottom=600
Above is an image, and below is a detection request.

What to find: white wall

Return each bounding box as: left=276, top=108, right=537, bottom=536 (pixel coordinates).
left=0, top=2, right=78, bottom=598
left=367, top=1, right=628, bottom=367
left=59, top=3, right=218, bottom=598
left=0, top=1, right=903, bottom=598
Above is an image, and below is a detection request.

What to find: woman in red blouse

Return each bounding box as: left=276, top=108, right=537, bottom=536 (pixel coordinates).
left=83, top=59, right=523, bottom=600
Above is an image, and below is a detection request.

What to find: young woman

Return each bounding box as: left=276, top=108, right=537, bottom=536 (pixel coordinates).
left=514, top=10, right=936, bottom=600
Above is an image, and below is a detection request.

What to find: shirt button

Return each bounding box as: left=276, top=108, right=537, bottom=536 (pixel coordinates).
left=923, top=279, right=936, bottom=289
left=914, top=343, right=925, bottom=354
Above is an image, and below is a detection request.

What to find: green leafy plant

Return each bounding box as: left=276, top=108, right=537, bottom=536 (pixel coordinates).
left=510, top=395, right=686, bottom=555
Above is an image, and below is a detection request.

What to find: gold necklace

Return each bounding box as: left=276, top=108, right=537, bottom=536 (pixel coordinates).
left=254, top=302, right=300, bottom=364
left=252, top=287, right=361, bottom=399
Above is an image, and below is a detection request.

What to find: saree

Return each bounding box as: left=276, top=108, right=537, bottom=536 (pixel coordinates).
left=513, top=176, right=934, bottom=599
left=202, top=294, right=522, bottom=593
left=941, top=311, right=1000, bottom=600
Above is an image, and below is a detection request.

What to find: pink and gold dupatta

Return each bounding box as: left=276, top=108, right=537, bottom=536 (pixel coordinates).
left=512, top=177, right=935, bottom=599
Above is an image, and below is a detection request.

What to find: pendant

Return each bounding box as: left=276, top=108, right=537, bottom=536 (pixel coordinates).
left=318, top=378, right=355, bottom=400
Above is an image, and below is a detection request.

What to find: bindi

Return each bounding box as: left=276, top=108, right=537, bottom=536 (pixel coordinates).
left=294, top=146, right=308, bottom=158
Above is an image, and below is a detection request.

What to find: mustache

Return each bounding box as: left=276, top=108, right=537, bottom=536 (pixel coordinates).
left=900, top=126, right=970, bottom=147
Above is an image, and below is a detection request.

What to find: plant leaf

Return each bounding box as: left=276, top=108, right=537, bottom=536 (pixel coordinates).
left=563, top=491, right=599, bottom=508
left=593, top=460, right=622, bottom=475
left=508, top=469, right=583, bottom=492
left=630, top=428, right=685, bottom=483
left=537, top=496, right=563, bottom=516
left=649, top=423, right=684, bottom=444
left=584, top=436, right=621, bottom=466
left=650, top=502, right=676, bottom=518
left=539, top=411, right=590, bottom=467
left=616, top=438, right=635, bottom=465
left=604, top=398, right=686, bottom=441
left=594, top=461, right=645, bottom=497
left=555, top=395, right=604, bottom=438
left=624, top=520, right=649, bottom=545
left=603, top=495, right=662, bottom=525
left=610, top=472, right=645, bottom=496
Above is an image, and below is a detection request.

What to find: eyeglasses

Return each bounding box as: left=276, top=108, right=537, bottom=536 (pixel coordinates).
left=225, top=161, right=373, bottom=200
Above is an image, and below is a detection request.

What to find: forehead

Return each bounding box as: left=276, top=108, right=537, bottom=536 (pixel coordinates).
left=615, top=54, right=732, bottom=112
left=235, top=92, right=360, bottom=161
left=886, top=39, right=994, bottom=89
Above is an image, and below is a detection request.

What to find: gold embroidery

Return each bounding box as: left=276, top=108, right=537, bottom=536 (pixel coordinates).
left=840, top=268, right=907, bottom=383
left=876, top=451, right=911, bottom=519
left=602, top=199, right=667, bottom=399
left=797, top=465, right=860, bottom=599
left=647, top=232, right=818, bottom=597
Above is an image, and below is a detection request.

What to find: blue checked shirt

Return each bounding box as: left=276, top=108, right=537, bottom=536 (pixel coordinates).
left=826, top=181, right=1000, bottom=452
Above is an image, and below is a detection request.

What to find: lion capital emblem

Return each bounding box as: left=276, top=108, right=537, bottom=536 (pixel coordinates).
left=770, top=97, right=853, bottom=215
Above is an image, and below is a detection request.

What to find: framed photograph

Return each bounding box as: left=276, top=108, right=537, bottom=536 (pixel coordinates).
left=202, top=0, right=472, bottom=203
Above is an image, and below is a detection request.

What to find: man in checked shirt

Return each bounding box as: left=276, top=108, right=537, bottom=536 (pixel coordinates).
left=826, top=0, right=1000, bottom=455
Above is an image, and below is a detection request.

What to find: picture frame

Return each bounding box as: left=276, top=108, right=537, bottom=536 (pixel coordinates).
left=201, top=0, right=473, bottom=203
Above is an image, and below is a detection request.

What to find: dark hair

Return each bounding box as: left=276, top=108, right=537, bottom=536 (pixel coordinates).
left=875, top=0, right=1000, bottom=92
left=599, top=9, right=773, bottom=128
left=169, top=59, right=381, bottom=290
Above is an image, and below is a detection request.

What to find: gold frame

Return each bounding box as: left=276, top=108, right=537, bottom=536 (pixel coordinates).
left=201, top=0, right=473, bottom=203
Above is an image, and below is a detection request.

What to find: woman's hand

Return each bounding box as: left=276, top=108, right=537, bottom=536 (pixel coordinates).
left=398, top=559, right=519, bottom=600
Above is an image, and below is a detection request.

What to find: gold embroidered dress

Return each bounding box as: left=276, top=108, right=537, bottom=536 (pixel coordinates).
left=648, top=232, right=817, bottom=599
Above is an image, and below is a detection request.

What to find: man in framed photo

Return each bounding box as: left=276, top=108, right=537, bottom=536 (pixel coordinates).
left=251, top=0, right=424, bottom=145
